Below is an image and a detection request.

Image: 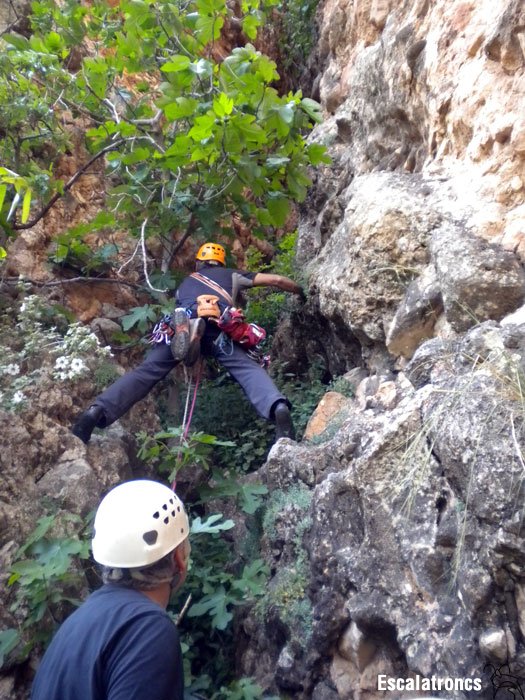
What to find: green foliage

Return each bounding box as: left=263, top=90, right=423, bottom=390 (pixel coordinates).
left=244, top=231, right=302, bottom=336
left=93, top=361, right=121, bottom=391
left=189, top=376, right=273, bottom=472
left=262, top=483, right=312, bottom=541
left=177, top=514, right=269, bottom=694
left=187, top=556, right=268, bottom=630
left=278, top=362, right=327, bottom=438
left=199, top=470, right=269, bottom=515
left=0, top=629, right=20, bottom=668
left=276, top=0, right=321, bottom=79
left=328, top=374, right=355, bottom=398
left=187, top=355, right=327, bottom=477
left=136, top=426, right=236, bottom=482
left=214, top=677, right=279, bottom=700
left=263, top=566, right=313, bottom=643
left=0, top=0, right=327, bottom=284
left=135, top=427, right=270, bottom=693
left=3, top=514, right=91, bottom=666
left=48, top=213, right=117, bottom=273
left=120, top=304, right=161, bottom=333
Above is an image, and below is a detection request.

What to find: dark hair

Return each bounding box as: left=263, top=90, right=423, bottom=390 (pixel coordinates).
left=196, top=260, right=222, bottom=270
left=101, top=549, right=175, bottom=590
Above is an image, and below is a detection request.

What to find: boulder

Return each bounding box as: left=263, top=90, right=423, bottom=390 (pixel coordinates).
left=431, top=224, right=525, bottom=332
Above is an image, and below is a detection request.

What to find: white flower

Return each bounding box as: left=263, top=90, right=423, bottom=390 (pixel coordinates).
left=12, top=391, right=25, bottom=405
left=3, top=363, right=20, bottom=376
left=70, top=358, right=86, bottom=373
left=20, top=303, right=26, bottom=312
left=54, top=356, right=69, bottom=370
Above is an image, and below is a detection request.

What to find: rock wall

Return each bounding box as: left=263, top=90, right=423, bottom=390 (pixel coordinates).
left=240, top=320, right=525, bottom=700
left=291, top=0, right=525, bottom=374
left=239, top=0, right=525, bottom=698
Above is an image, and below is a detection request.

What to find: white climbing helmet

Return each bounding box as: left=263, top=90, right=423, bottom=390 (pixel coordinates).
left=92, top=480, right=190, bottom=568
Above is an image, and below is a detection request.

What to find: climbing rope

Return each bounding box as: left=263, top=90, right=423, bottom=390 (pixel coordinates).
left=172, top=358, right=204, bottom=490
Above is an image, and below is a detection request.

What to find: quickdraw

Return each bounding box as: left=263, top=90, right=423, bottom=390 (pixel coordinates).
left=149, top=314, right=175, bottom=344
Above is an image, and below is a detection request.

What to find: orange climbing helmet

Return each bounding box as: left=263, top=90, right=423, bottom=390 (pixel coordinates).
left=196, top=242, right=226, bottom=266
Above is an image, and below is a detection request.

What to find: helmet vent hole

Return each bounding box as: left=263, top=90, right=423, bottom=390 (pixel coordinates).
left=162, top=504, right=168, bottom=510
left=170, top=498, right=174, bottom=504
left=171, top=510, right=175, bottom=516
left=143, top=530, right=158, bottom=546
left=164, top=517, right=169, bottom=524
left=153, top=511, right=160, bottom=519
left=177, top=506, right=181, bottom=512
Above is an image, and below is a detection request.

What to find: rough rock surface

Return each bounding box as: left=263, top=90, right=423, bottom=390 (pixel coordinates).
left=235, top=0, right=525, bottom=697
left=292, top=0, right=525, bottom=373
left=238, top=320, right=525, bottom=699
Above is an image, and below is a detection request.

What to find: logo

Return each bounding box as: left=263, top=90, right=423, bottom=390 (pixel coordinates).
left=485, top=662, right=525, bottom=700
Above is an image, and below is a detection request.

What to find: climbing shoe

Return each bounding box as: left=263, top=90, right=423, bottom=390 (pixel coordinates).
left=71, top=405, right=105, bottom=444
left=170, top=308, right=190, bottom=361
left=273, top=401, right=295, bottom=441
left=184, top=318, right=206, bottom=367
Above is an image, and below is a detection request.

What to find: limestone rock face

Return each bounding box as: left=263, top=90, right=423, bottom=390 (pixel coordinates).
left=385, top=264, right=442, bottom=358
left=431, top=224, right=525, bottom=332
left=307, top=173, right=435, bottom=348
left=238, top=321, right=525, bottom=698
left=1, top=2, right=525, bottom=699
left=293, top=0, right=525, bottom=372
left=303, top=391, right=350, bottom=440
left=0, top=0, right=29, bottom=34
left=261, top=4, right=525, bottom=683
left=298, top=168, right=525, bottom=368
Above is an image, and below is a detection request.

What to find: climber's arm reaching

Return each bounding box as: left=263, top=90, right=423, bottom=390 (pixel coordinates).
left=252, top=273, right=305, bottom=298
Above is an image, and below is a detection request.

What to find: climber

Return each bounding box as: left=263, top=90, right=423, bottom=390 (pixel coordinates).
left=30, top=479, right=191, bottom=700
left=71, top=242, right=305, bottom=444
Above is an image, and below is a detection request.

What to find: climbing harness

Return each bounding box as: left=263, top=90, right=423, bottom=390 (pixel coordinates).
left=190, top=272, right=267, bottom=351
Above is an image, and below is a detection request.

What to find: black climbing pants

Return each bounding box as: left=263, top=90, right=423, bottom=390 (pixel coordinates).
left=93, top=338, right=287, bottom=427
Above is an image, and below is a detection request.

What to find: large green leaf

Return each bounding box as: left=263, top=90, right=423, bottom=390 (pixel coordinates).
left=161, top=55, right=192, bottom=73
left=307, top=142, right=332, bottom=165
left=188, top=114, right=216, bottom=141
left=267, top=195, right=290, bottom=227
left=0, top=629, right=19, bottom=668
left=190, top=514, right=234, bottom=534
left=120, top=305, right=158, bottom=332
left=301, top=97, right=323, bottom=123
left=163, top=97, right=198, bottom=120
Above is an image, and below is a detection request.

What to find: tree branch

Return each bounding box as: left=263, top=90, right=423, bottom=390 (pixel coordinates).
left=165, top=212, right=198, bottom=269
left=139, top=218, right=169, bottom=294
left=1, top=275, right=144, bottom=291
left=12, top=139, right=126, bottom=231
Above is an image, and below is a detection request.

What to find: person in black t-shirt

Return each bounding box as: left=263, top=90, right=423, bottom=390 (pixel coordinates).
left=31, top=479, right=191, bottom=700
left=71, top=242, right=305, bottom=445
